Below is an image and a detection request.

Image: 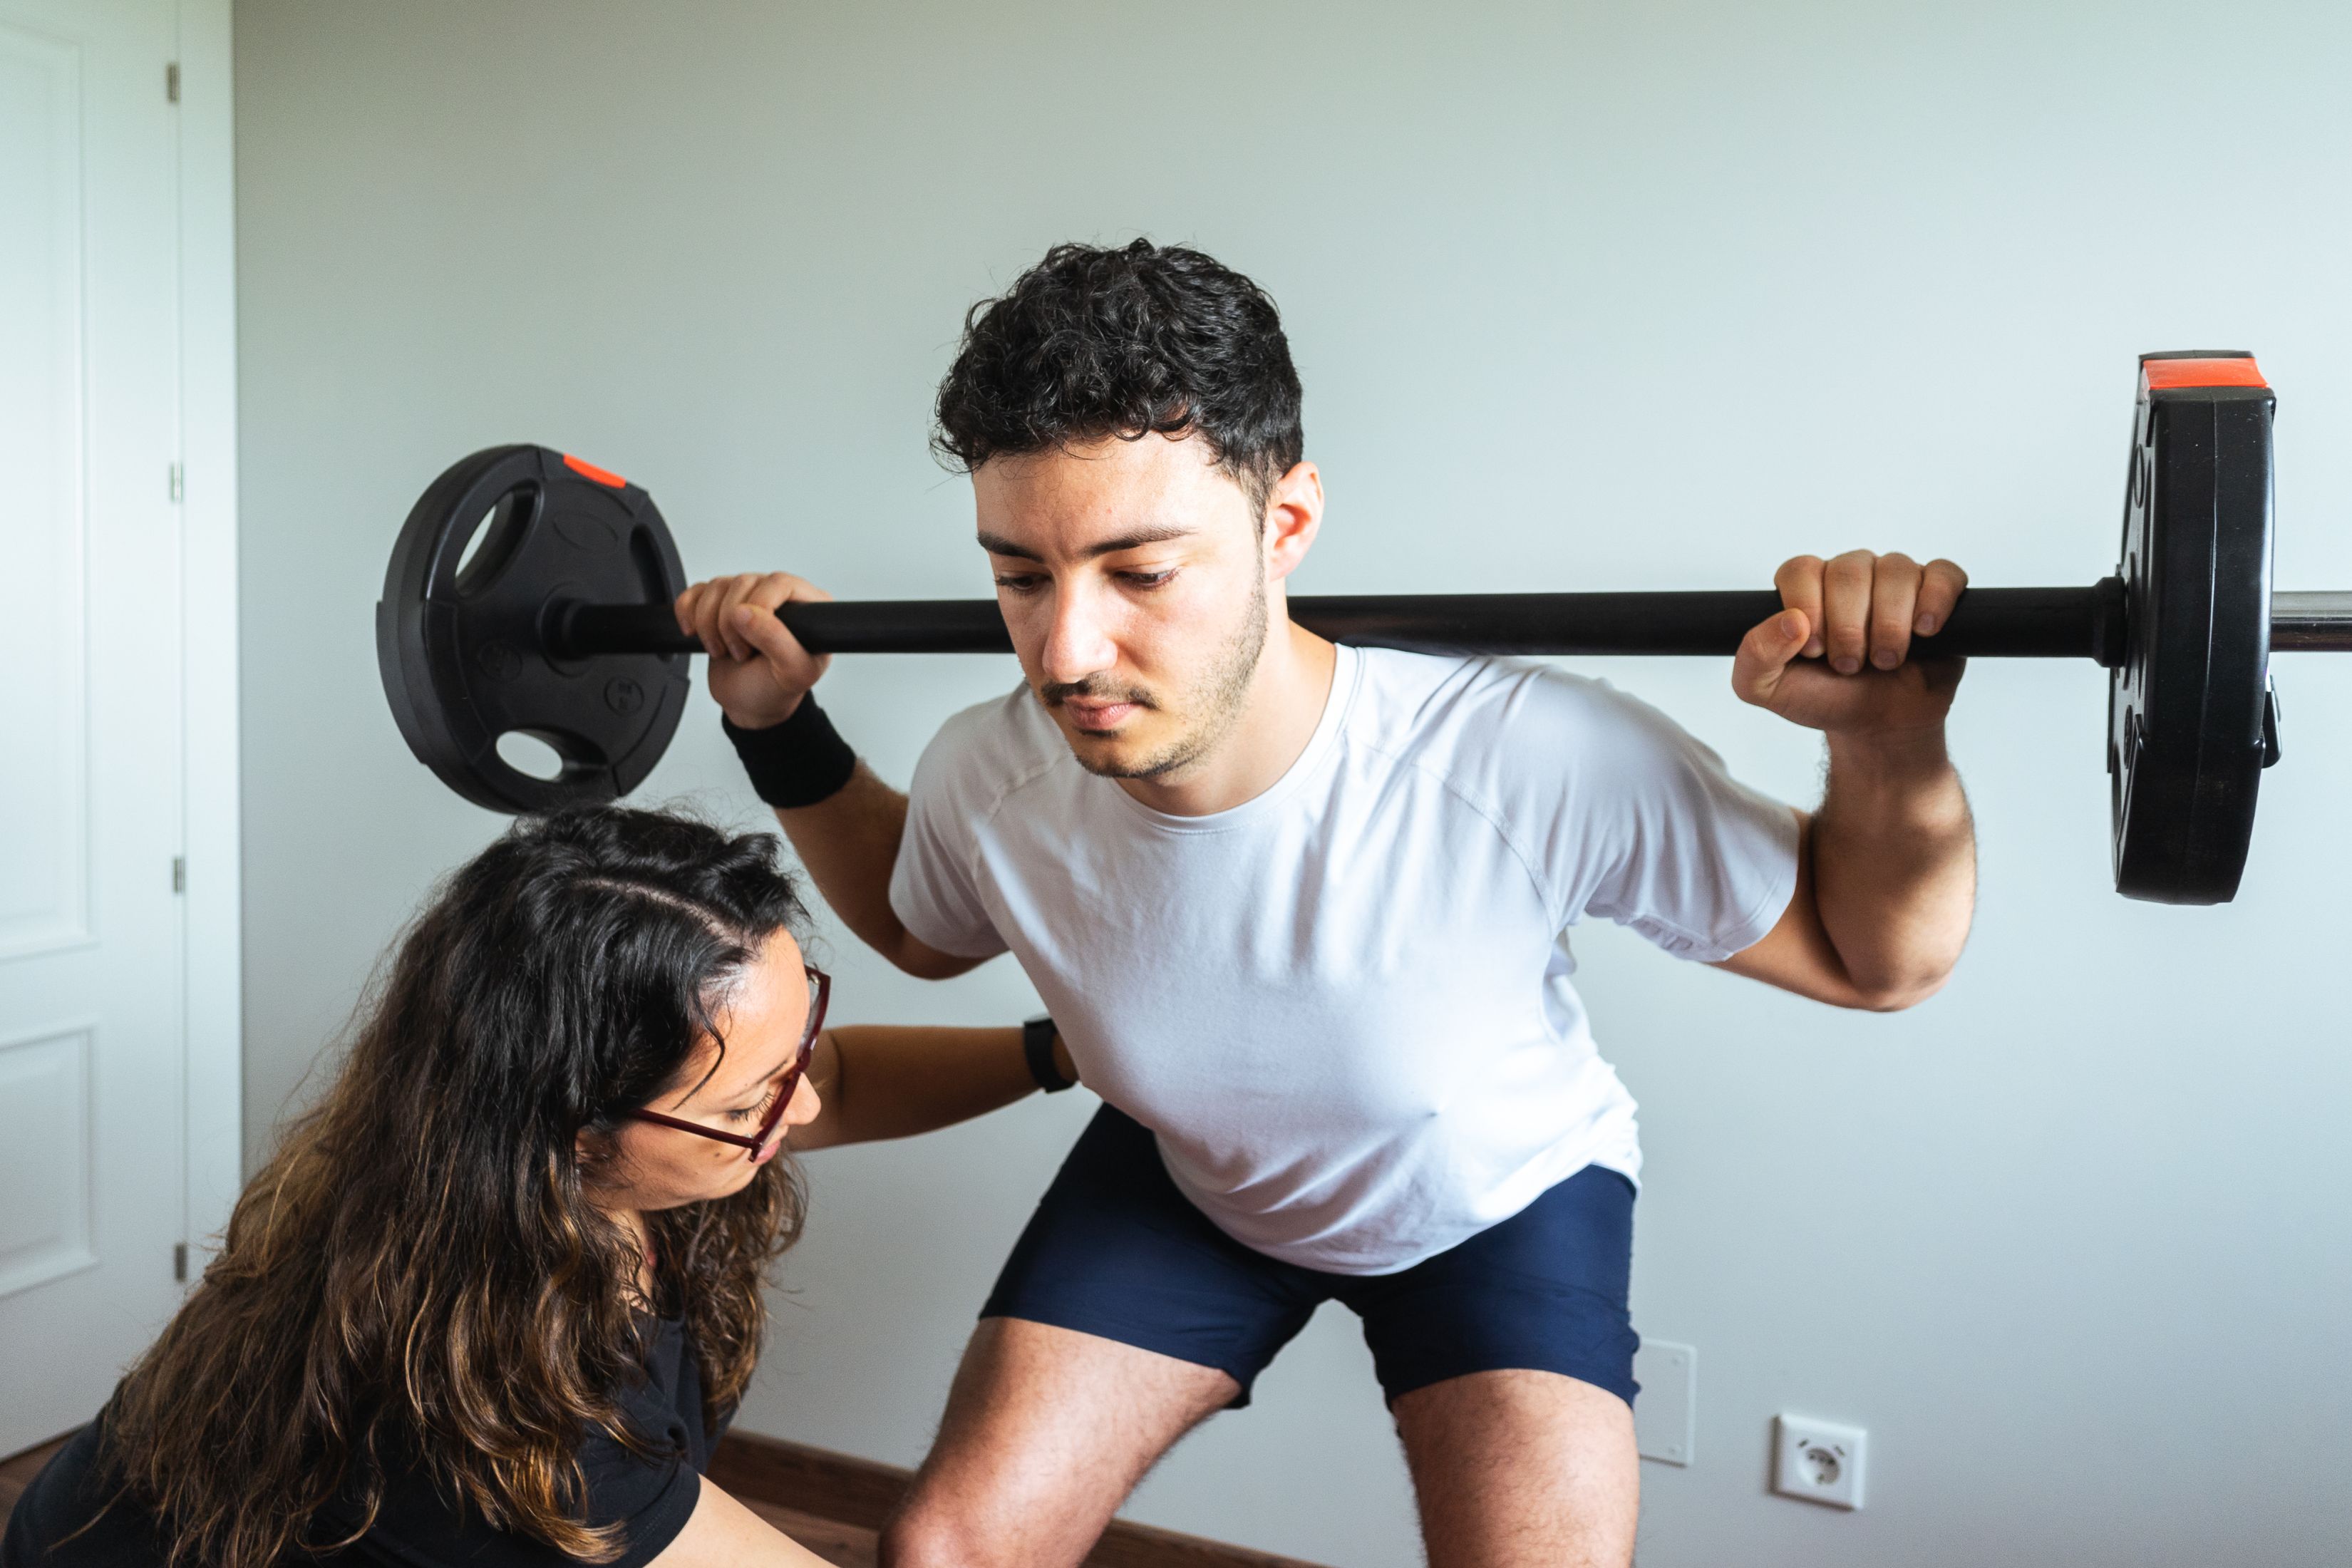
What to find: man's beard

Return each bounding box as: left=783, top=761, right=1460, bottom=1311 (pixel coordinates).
left=1042, top=573, right=1269, bottom=782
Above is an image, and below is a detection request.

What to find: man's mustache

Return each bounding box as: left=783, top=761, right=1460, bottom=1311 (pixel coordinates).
left=1040, top=678, right=1157, bottom=710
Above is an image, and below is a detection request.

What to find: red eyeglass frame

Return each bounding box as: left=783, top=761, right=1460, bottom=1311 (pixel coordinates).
left=624, top=966, right=830, bottom=1158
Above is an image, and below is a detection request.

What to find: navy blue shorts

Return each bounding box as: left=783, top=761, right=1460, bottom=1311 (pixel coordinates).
left=981, top=1105, right=1640, bottom=1408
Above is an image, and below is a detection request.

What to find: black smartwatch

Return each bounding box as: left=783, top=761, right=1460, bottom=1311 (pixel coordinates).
left=1023, top=1014, right=1075, bottom=1093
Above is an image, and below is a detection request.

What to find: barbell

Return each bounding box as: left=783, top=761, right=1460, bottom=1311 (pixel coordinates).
left=377, top=350, right=2351, bottom=904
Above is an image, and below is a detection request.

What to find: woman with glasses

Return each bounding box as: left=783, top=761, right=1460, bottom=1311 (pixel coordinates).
left=3, top=807, right=1070, bottom=1568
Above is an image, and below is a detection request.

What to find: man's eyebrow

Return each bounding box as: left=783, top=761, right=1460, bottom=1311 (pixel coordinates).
left=974, top=530, right=1041, bottom=562
left=976, top=525, right=1199, bottom=562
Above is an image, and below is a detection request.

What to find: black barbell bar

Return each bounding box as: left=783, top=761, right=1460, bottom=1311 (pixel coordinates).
left=552, top=580, right=2352, bottom=664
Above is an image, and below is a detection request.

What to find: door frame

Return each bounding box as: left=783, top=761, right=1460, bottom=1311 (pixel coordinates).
left=175, top=0, right=239, bottom=1268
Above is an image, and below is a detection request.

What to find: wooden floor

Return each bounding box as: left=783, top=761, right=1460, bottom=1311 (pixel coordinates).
left=1, top=1430, right=1328, bottom=1568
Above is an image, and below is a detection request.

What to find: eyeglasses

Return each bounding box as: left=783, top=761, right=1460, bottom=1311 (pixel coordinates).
left=624, top=966, right=830, bottom=1159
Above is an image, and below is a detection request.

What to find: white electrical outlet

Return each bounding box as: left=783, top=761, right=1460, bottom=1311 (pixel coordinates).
left=1773, top=1414, right=1867, bottom=1510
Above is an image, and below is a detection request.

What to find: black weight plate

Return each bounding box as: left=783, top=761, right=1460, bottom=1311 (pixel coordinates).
left=377, top=446, right=691, bottom=813
left=2108, top=354, right=2274, bottom=904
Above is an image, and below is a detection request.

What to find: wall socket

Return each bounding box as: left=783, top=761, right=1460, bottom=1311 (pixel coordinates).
left=1773, top=1414, right=1867, bottom=1510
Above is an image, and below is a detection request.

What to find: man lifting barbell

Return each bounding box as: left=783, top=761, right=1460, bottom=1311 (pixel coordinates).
left=375, top=239, right=2346, bottom=1560
left=671, top=239, right=1973, bottom=1568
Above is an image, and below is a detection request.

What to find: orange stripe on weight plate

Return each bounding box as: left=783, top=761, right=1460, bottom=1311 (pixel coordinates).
left=562, top=453, right=629, bottom=488
left=2142, top=356, right=2267, bottom=391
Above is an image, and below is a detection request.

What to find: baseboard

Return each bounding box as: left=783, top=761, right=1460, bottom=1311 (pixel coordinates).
left=707, top=1429, right=1335, bottom=1568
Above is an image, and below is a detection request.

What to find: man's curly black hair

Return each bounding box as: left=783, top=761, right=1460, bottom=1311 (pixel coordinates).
left=932, top=239, right=1305, bottom=521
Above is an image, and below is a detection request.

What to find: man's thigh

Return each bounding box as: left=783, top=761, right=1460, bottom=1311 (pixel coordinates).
left=880, top=1317, right=1239, bottom=1568
left=1393, top=1368, right=1639, bottom=1568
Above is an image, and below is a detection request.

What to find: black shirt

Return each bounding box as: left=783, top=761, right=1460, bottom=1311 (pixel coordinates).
left=2, top=1312, right=722, bottom=1568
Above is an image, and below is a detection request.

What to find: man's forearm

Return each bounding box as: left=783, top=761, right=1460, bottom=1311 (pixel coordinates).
left=775, top=764, right=968, bottom=978
left=1812, top=728, right=1976, bottom=1006
left=793, top=1025, right=1046, bottom=1150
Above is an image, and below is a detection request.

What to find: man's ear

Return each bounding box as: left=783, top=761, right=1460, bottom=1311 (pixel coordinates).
left=1261, top=461, right=1324, bottom=584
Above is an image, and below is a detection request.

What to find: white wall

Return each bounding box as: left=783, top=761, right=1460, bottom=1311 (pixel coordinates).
left=234, top=3, right=2352, bottom=1562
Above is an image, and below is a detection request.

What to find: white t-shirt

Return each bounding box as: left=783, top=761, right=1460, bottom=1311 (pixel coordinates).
left=889, top=645, right=1799, bottom=1275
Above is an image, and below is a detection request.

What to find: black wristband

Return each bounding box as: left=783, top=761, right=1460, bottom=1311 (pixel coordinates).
left=722, top=696, right=858, bottom=809
left=1023, top=1014, right=1074, bottom=1093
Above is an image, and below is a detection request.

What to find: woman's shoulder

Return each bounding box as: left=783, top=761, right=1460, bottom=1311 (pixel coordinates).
left=346, top=1316, right=713, bottom=1567
left=614, top=1309, right=713, bottom=1461
left=1, top=1420, right=173, bottom=1568
left=3, top=1325, right=714, bottom=1568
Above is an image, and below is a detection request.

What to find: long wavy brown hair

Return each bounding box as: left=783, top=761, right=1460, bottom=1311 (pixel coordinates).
left=95, top=808, right=812, bottom=1567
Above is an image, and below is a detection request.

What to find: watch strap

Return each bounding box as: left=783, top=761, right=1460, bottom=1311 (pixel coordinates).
left=1022, top=1014, right=1074, bottom=1093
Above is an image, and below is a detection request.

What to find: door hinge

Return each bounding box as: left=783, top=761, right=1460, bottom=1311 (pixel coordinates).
left=166, top=61, right=180, bottom=103
left=173, top=1242, right=189, bottom=1282
left=168, top=462, right=184, bottom=502
left=172, top=856, right=187, bottom=893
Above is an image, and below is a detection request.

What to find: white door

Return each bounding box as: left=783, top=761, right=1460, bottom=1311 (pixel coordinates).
left=0, top=0, right=190, bottom=1454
